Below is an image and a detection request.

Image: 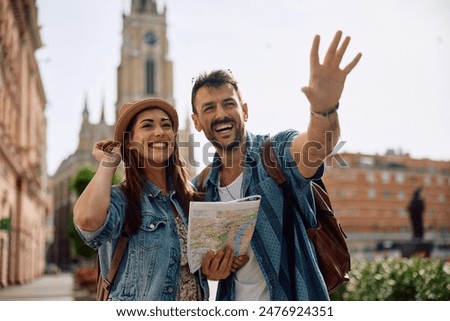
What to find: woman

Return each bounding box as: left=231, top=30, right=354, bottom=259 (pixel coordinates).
left=74, top=98, right=211, bottom=300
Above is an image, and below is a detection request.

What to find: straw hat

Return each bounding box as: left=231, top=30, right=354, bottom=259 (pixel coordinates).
left=114, top=98, right=179, bottom=144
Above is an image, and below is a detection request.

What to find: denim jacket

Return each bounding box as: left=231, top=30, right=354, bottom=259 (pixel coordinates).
left=193, top=130, right=329, bottom=301
left=75, top=179, right=209, bottom=301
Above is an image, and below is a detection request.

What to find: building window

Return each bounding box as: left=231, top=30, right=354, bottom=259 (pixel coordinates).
left=146, top=59, right=155, bottom=95
left=381, top=171, right=390, bottom=183
left=398, top=209, right=407, bottom=217
left=438, top=194, right=445, bottom=203
left=397, top=191, right=406, bottom=201
left=366, top=172, right=376, bottom=184
left=368, top=188, right=376, bottom=199
left=395, top=172, right=405, bottom=184
left=383, top=190, right=391, bottom=199
left=359, top=156, right=375, bottom=167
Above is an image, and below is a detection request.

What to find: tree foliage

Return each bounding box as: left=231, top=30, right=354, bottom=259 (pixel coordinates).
left=68, top=166, right=121, bottom=259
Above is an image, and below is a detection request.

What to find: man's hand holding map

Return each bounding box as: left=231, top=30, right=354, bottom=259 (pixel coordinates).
left=187, top=195, right=261, bottom=273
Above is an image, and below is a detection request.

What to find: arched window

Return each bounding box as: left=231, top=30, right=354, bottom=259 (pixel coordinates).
left=146, top=59, right=155, bottom=95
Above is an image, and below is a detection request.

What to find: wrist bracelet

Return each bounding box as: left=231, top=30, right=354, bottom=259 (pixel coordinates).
left=310, top=102, right=339, bottom=117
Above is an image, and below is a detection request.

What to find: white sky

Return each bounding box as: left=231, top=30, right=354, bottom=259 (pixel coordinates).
left=36, top=0, right=450, bottom=176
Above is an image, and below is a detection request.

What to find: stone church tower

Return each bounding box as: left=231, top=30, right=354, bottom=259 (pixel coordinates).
left=116, top=0, right=195, bottom=178
left=116, top=0, right=173, bottom=110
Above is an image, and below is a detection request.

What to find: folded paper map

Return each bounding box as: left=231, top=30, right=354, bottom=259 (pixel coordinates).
left=187, top=195, right=261, bottom=273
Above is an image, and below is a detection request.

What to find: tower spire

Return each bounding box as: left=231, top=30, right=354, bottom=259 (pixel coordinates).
left=131, top=0, right=158, bottom=14
left=82, top=93, right=89, bottom=121
left=99, top=94, right=105, bottom=123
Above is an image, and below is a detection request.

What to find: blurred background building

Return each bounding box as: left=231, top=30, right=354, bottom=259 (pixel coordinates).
left=323, top=149, right=450, bottom=257
left=0, top=0, right=51, bottom=286
left=47, top=98, right=113, bottom=270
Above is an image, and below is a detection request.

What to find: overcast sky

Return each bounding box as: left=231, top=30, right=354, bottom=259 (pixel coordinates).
left=36, top=0, right=450, bottom=176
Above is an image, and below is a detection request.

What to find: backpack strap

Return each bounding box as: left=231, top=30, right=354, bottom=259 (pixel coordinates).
left=261, top=139, right=287, bottom=186
left=196, top=164, right=212, bottom=193
left=96, top=223, right=131, bottom=301
left=262, top=138, right=325, bottom=229
left=97, top=226, right=130, bottom=301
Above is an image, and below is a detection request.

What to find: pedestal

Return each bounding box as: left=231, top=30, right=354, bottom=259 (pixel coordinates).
left=397, top=240, right=434, bottom=258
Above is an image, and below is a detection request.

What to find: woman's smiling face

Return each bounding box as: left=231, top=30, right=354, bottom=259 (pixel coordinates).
left=129, top=108, right=176, bottom=167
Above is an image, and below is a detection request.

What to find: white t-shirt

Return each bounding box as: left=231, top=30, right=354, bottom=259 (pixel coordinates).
left=218, top=173, right=269, bottom=301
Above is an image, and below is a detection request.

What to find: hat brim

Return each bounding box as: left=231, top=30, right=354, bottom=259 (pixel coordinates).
left=114, top=98, right=179, bottom=144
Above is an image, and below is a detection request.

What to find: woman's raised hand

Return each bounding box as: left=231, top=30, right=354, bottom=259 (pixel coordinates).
left=93, top=139, right=122, bottom=168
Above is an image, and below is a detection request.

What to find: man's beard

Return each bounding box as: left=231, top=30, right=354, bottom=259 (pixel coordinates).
left=210, top=127, right=244, bottom=154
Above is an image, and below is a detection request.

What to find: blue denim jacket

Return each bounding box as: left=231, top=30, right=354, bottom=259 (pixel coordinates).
left=193, top=130, right=329, bottom=301
left=75, top=179, right=209, bottom=301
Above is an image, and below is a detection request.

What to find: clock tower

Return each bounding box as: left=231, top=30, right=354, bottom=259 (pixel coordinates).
left=116, top=0, right=173, bottom=111
left=116, top=0, right=195, bottom=177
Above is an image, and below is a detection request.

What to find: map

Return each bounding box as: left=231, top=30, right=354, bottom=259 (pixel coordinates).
left=187, top=195, right=261, bottom=273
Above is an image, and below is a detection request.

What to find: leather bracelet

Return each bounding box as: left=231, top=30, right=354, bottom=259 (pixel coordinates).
left=310, top=102, right=339, bottom=117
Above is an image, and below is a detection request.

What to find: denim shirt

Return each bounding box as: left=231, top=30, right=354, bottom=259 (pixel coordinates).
left=75, top=179, right=209, bottom=301
left=193, top=130, right=329, bottom=301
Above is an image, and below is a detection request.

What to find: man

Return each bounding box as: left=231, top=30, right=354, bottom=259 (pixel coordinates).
left=191, top=31, right=361, bottom=300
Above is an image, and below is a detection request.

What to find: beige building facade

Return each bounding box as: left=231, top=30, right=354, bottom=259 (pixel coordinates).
left=0, top=0, right=51, bottom=286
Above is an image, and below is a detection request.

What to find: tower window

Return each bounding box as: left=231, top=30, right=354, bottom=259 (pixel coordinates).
left=146, top=59, right=155, bottom=94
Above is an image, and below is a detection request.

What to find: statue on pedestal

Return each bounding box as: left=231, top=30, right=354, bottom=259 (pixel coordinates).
left=407, top=188, right=425, bottom=241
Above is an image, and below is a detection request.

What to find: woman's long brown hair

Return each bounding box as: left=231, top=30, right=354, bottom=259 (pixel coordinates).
left=119, top=108, right=200, bottom=235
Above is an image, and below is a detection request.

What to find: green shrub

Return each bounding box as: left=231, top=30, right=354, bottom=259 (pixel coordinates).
left=331, top=256, right=450, bottom=301
left=68, top=166, right=121, bottom=259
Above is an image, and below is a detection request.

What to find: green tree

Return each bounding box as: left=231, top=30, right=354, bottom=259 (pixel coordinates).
left=68, top=166, right=121, bottom=260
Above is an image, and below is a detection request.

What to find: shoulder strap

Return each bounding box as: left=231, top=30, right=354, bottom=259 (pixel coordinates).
left=262, top=138, right=330, bottom=229
left=261, top=138, right=287, bottom=185
left=97, top=229, right=130, bottom=300
left=106, top=232, right=129, bottom=281
left=261, top=138, right=313, bottom=226
left=196, top=164, right=212, bottom=193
